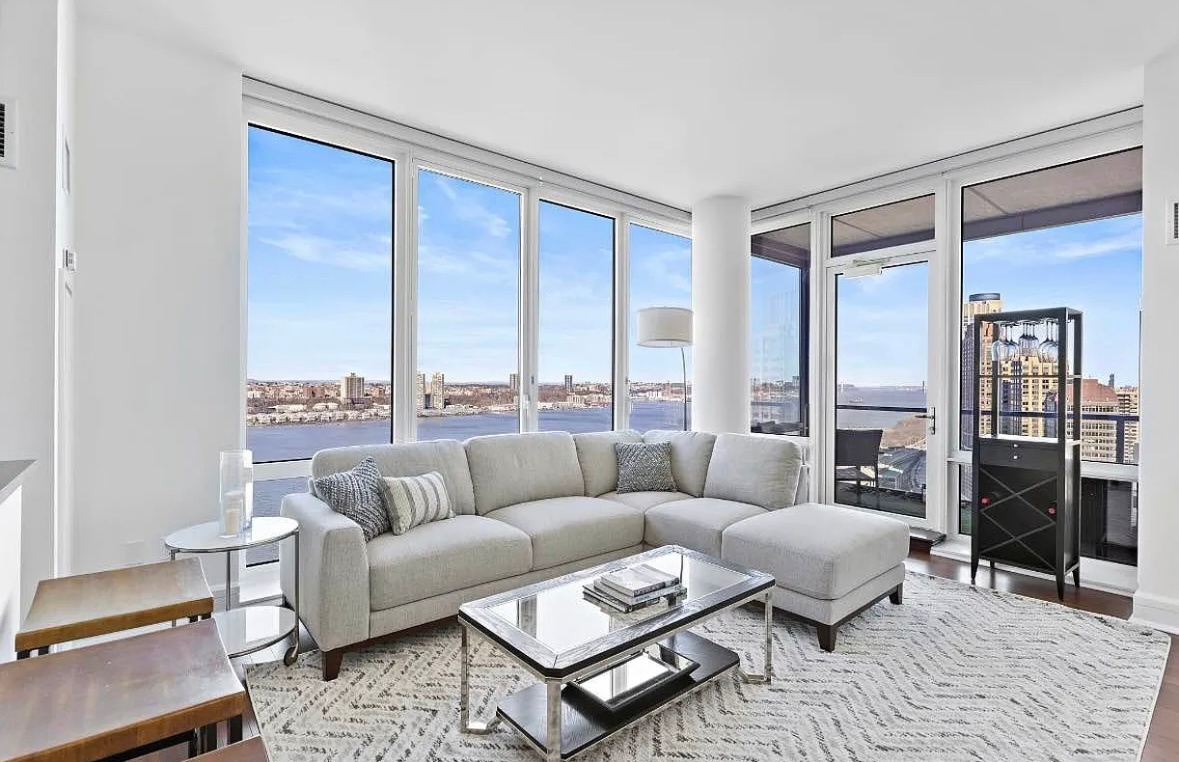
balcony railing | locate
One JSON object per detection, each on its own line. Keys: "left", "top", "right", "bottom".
{"left": 963, "top": 409, "right": 1140, "bottom": 466}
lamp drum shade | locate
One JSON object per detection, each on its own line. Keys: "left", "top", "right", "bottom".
{"left": 637, "top": 307, "right": 693, "bottom": 348}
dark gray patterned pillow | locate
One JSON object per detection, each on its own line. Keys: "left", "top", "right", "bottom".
{"left": 311, "top": 457, "right": 391, "bottom": 541}
{"left": 615, "top": 442, "right": 677, "bottom": 493}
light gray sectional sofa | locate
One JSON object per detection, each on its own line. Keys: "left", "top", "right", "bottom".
{"left": 280, "top": 429, "right": 909, "bottom": 680}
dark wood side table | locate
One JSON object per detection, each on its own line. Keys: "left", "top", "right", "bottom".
{"left": 0, "top": 619, "right": 247, "bottom": 762}
{"left": 194, "top": 737, "right": 271, "bottom": 762}
{"left": 15, "top": 557, "right": 214, "bottom": 658}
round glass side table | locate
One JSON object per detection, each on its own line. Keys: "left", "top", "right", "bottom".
{"left": 164, "top": 516, "right": 300, "bottom": 666}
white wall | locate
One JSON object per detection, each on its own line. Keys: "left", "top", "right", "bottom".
{"left": 691, "top": 195, "right": 751, "bottom": 433}
{"left": 73, "top": 19, "right": 242, "bottom": 582}
{"left": 0, "top": 485, "right": 22, "bottom": 662}
{"left": 1133, "top": 44, "right": 1179, "bottom": 633}
{"left": 0, "top": 0, "right": 63, "bottom": 613}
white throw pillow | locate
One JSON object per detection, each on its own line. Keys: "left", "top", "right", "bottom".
{"left": 382, "top": 471, "right": 455, "bottom": 535}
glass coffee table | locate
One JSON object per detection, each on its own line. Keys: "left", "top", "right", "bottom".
{"left": 457, "top": 545, "right": 775, "bottom": 761}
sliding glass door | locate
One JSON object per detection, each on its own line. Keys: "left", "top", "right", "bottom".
{"left": 830, "top": 258, "right": 934, "bottom": 519}
{"left": 822, "top": 195, "right": 941, "bottom": 523}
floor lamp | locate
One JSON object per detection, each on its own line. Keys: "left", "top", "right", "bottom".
{"left": 637, "top": 306, "right": 693, "bottom": 431}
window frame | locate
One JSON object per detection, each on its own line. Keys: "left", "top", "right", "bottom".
{"left": 241, "top": 85, "right": 690, "bottom": 490}
{"left": 751, "top": 109, "right": 1142, "bottom": 590}
{"left": 750, "top": 222, "right": 812, "bottom": 437}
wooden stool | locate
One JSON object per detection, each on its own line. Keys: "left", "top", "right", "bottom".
{"left": 194, "top": 737, "right": 271, "bottom": 761}
{"left": 0, "top": 619, "right": 247, "bottom": 761}
{"left": 16, "top": 557, "right": 214, "bottom": 658}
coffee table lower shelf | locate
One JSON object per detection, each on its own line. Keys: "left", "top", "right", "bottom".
{"left": 495, "top": 631, "right": 738, "bottom": 761}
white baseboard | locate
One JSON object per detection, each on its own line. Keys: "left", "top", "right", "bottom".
{"left": 1131, "top": 591, "right": 1179, "bottom": 635}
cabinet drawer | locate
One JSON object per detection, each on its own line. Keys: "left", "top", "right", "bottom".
{"left": 978, "top": 440, "right": 1058, "bottom": 470}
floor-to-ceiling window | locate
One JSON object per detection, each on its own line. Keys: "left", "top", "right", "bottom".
{"left": 628, "top": 223, "right": 692, "bottom": 431}
{"left": 245, "top": 125, "right": 394, "bottom": 564}
{"left": 538, "top": 202, "right": 615, "bottom": 433}
{"left": 416, "top": 168, "right": 522, "bottom": 440}
{"left": 244, "top": 93, "right": 689, "bottom": 571}
{"left": 958, "top": 148, "right": 1143, "bottom": 565}
{"left": 751, "top": 223, "right": 810, "bottom": 435}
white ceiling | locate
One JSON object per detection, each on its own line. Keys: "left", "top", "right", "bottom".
{"left": 81, "top": 1, "right": 1179, "bottom": 210}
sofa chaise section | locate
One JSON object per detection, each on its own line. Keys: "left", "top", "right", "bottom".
{"left": 722, "top": 502, "right": 909, "bottom": 651}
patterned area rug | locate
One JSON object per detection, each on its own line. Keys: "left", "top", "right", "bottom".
{"left": 246, "top": 572, "right": 1171, "bottom": 761}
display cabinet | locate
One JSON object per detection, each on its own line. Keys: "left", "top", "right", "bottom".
{"left": 970, "top": 307, "right": 1082, "bottom": 600}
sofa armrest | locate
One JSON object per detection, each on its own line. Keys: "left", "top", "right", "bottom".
{"left": 280, "top": 492, "right": 370, "bottom": 652}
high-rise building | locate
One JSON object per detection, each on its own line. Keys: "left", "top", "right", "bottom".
{"left": 1077, "top": 378, "right": 1119, "bottom": 463}
{"left": 509, "top": 373, "right": 519, "bottom": 394}
{"left": 1117, "top": 385, "right": 1141, "bottom": 463}
{"left": 564, "top": 374, "right": 574, "bottom": 395}
{"left": 339, "top": 372, "right": 365, "bottom": 403}
{"left": 430, "top": 372, "right": 446, "bottom": 410}
{"left": 415, "top": 373, "right": 426, "bottom": 413}
{"left": 962, "top": 293, "right": 1004, "bottom": 443}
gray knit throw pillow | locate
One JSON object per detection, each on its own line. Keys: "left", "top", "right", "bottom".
{"left": 615, "top": 441, "right": 677, "bottom": 493}
{"left": 311, "top": 457, "right": 391, "bottom": 541}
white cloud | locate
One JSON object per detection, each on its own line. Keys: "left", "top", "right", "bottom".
{"left": 261, "top": 234, "right": 392, "bottom": 272}
{"left": 431, "top": 173, "right": 512, "bottom": 239}
{"left": 966, "top": 220, "right": 1142, "bottom": 266}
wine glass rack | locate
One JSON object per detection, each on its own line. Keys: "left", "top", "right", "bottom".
{"left": 970, "top": 307, "right": 1082, "bottom": 600}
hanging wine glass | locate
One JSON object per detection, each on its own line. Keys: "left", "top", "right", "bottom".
{"left": 997, "top": 323, "right": 1018, "bottom": 362}
{"left": 1038, "top": 320, "right": 1059, "bottom": 363}
{"left": 1019, "top": 320, "right": 1040, "bottom": 357}
{"left": 990, "top": 322, "right": 1006, "bottom": 363}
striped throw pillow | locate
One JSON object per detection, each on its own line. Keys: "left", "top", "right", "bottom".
{"left": 382, "top": 471, "right": 455, "bottom": 535}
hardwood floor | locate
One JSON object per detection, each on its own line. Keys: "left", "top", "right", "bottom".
{"left": 138, "top": 550, "right": 1177, "bottom": 760}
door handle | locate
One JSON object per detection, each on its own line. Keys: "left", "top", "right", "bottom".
{"left": 915, "top": 407, "right": 936, "bottom": 435}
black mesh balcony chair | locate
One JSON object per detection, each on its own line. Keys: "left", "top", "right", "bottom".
{"left": 834, "top": 428, "right": 883, "bottom": 508}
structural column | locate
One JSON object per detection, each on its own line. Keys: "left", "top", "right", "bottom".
{"left": 1134, "top": 45, "right": 1179, "bottom": 634}
{"left": 691, "top": 195, "right": 751, "bottom": 433}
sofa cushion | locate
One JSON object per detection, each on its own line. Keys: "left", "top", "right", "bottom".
{"left": 599, "top": 490, "right": 694, "bottom": 513}
{"left": 312, "top": 440, "right": 477, "bottom": 515}
{"left": 642, "top": 430, "right": 717, "bottom": 497}
{"left": 466, "top": 432, "right": 585, "bottom": 515}
{"left": 644, "top": 498, "right": 765, "bottom": 557}
{"left": 367, "top": 515, "right": 532, "bottom": 611}
{"left": 485, "top": 497, "right": 644, "bottom": 571}
{"left": 616, "top": 442, "right": 677, "bottom": 493}
{"left": 704, "top": 433, "right": 804, "bottom": 511}
{"left": 721, "top": 503, "right": 909, "bottom": 600}
{"left": 572, "top": 430, "right": 643, "bottom": 497}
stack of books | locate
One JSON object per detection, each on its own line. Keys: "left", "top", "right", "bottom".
{"left": 583, "top": 563, "right": 684, "bottom": 613}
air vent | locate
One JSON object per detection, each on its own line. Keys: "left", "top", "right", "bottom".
{"left": 1168, "top": 199, "right": 1179, "bottom": 246}
{"left": 0, "top": 98, "right": 14, "bottom": 169}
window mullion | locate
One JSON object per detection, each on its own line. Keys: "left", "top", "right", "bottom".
{"left": 615, "top": 214, "right": 631, "bottom": 430}
{"left": 521, "top": 187, "right": 540, "bottom": 432}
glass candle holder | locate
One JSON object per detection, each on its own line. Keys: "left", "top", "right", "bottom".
{"left": 219, "top": 449, "right": 254, "bottom": 537}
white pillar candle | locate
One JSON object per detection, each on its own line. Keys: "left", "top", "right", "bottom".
{"left": 223, "top": 490, "right": 245, "bottom": 536}
{"left": 224, "top": 507, "right": 241, "bottom": 536}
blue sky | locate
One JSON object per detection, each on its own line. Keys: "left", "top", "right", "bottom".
{"left": 249, "top": 126, "right": 1141, "bottom": 390}
{"left": 834, "top": 214, "right": 1142, "bottom": 387}
{"left": 248, "top": 126, "right": 691, "bottom": 384}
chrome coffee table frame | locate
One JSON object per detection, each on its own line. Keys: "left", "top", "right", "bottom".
{"left": 457, "top": 546, "right": 774, "bottom": 762}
